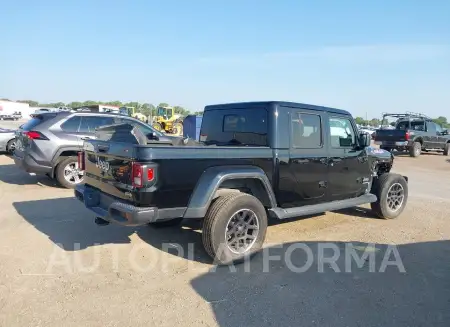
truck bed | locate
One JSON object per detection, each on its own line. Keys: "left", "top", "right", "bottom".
{"left": 81, "top": 138, "right": 273, "bottom": 208}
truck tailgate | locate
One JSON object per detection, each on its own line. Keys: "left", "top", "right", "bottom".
{"left": 82, "top": 140, "right": 137, "bottom": 201}
{"left": 374, "top": 129, "right": 408, "bottom": 142}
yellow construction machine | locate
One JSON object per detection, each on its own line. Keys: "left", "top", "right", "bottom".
{"left": 119, "top": 106, "right": 147, "bottom": 122}
{"left": 151, "top": 106, "right": 183, "bottom": 135}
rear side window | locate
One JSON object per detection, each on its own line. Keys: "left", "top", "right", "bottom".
{"left": 291, "top": 112, "right": 322, "bottom": 148}
{"left": 61, "top": 116, "right": 81, "bottom": 132}
{"left": 200, "top": 108, "right": 268, "bottom": 146}
{"left": 397, "top": 120, "right": 425, "bottom": 131}
{"left": 79, "top": 116, "right": 114, "bottom": 133}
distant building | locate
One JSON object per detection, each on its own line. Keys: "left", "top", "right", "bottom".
{"left": 0, "top": 100, "right": 32, "bottom": 118}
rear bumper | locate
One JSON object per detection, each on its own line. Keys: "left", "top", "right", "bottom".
{"left": 75, "top": 184, "right": 186, "bottom": 226}
{"left": 374, "top": 141, "right": 410, "bottom": 147}
{"left": 13, "top": 151, "right": 52, "bottom": 174}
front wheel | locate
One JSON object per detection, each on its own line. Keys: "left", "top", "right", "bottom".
{"left": 55, "top": 156, "right": 84, "bottom": 189}
{"left": 370, "top": 173, "right": 408, "bottom": 219}
{"left": 202, "top": 192, "right": 268, "bottom": 265}
{"left": 152, "top": 122, "right": 163, "bottom": 132}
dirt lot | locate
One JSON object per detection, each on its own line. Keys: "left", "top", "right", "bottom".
{"left": 1, "top": 148, "right": 450, "bottom": 326}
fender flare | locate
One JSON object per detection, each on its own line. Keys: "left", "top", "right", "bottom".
{"left": 50, "top": 146, "right": 81, "bottom": 177}
{"left": 183, "top": 165, "right": 277, "bottom": 218}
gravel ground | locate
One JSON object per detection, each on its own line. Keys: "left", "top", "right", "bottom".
{"left": 0, "top": 135, "right": 449, "bottom": 326}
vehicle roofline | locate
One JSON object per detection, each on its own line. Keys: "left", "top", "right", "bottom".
{"left": 203, "top": 101, "right": 351, "bottom": 116}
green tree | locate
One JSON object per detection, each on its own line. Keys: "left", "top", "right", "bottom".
{"left": 18, "top": 100, "right": 39, "bottom": 106}
{"left": 354, "top": 117, "right": 365, "bottom": 125}
{"left": 157, "top": 102, "right": 169, "bottom": 108}
{"left": 369, "top": 118, "right": 381, "bottom": 127}
{"left": 193, "top": 111, "right": 204, "bottom": 116}
{"left": 433, "top": 116, "right": 448, "bottom": 128}
{"left": 67, "top": 101, "right": 83, "bottom": 108}
{"left": 139, "top": 103, "right": 155, "bottom": 116}
{"left": 106, "top": 101, "right": 123, "bottom": 107}
{"left": 173, "top": 106, "right": 190, "bottom": 116}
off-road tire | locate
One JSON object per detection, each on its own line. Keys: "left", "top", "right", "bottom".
{"left": 149, "top": 217, "right": 184, "bottom": 228}
{"left": 202, "top": 192, "right": 268, "bottom": 265}
{"left": 370, "top": 173, "right": 408, "bottom": 219}
{"left": 409, "top": 142, "right": 421, "bottom": 157}
{"left": 56, "top": 156, "right": 83, "bottom": 189}
{"left": 152, "top": 122, "right": 163, "bottom": 132}
{"left": 443, "top": 142, "right": 450, "bottom": 156}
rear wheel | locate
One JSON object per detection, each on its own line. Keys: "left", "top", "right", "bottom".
{"left": 172, "top": 122, "right": 183, "bottom": 136}
{"left": 409, "top": 142, "right": 421, "bottom": 157}
{"left": 444, "top": 143, "right": 449, "bottom": 156}
{"left": 202, "top": 192, "right": 268, "bottom": 265}
{"left": 56, "top": 156, "right": 84, "bottom": 189}
{"left": 6, "top": 139, "right": 16, "bottom": 154}
{"left": 371, "top": 173, "right": 408, "bottom": 219}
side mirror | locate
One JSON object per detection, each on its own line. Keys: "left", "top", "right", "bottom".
{"left": 359, "top": 132, "right": 371, "bottom": 147}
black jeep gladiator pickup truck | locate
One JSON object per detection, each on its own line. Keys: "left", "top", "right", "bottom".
{"left": 373, "top": 112, "right": 450, "bottom": 157}
{"left": 75, "top": 101, "right": 409, "bottom": 264}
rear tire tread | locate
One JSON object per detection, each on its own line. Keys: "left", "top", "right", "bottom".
{"left": 202, "top": 192, "right": 243, "bottom": 259}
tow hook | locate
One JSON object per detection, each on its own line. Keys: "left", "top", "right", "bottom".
{"left": 95, "top": 217, "right": 110, "bottom": 226}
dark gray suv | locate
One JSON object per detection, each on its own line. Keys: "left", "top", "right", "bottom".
{"left": 13, "top": 111, "right": 171, "bottom": 188}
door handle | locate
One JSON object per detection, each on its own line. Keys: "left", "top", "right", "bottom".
{"left": 81, "top": 136, "right": 91, "bottom": 140}
{"left": 97, "top": 144, "right": 110, "bottom": 153}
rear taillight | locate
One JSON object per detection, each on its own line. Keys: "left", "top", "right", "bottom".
{"left": 24, "top": 131, "right": 48, "bottom": 140}
{"left": 77, "top": 151, "right": 85, "bottom": 170}
{"left": 131, "top": 162, "right": 155, "bottom": 188}
{"left": 405, "top": 131, "right": 410, "bottom": 140}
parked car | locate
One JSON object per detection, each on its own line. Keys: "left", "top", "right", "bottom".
{"left": 0, "top": 128, "right": 17, "bottom": 154}
{"left": 13, "top": 111, "right": 173, "bottom": 188}
{"left": 373, "top": 112, "right": 450, "bottom": 157}
{"left": 0, "top": 111, "right": 22, "bottom": 121}
{"left": 75, "top": 101, "right": 409, "bottom": 265}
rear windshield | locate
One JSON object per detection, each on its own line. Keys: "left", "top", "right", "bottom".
{"left": 200, "top": 108, "right": 268, "bottom": 146}
{"left": 21, "top": 117, "right": 44, "bottom": 130}
{"left": 21, "top": 114, "right": 56, "bottom": 130}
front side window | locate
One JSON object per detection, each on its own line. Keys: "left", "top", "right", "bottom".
{"left": 329, "top": 117, "right": 356, "bottom": 147}
{"left": 291, "top": 112, "right": 322, "bottom": 148}
{"left": 434, "top": 123, "right": 443, "bottom": 133}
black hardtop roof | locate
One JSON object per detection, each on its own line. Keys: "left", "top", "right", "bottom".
{"left": 204, "top": 101, "right": 351, "bottom": 116}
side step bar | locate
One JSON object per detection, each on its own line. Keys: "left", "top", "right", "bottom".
{"left": 269, "top": 194, "right": 377, "bottom": 220}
